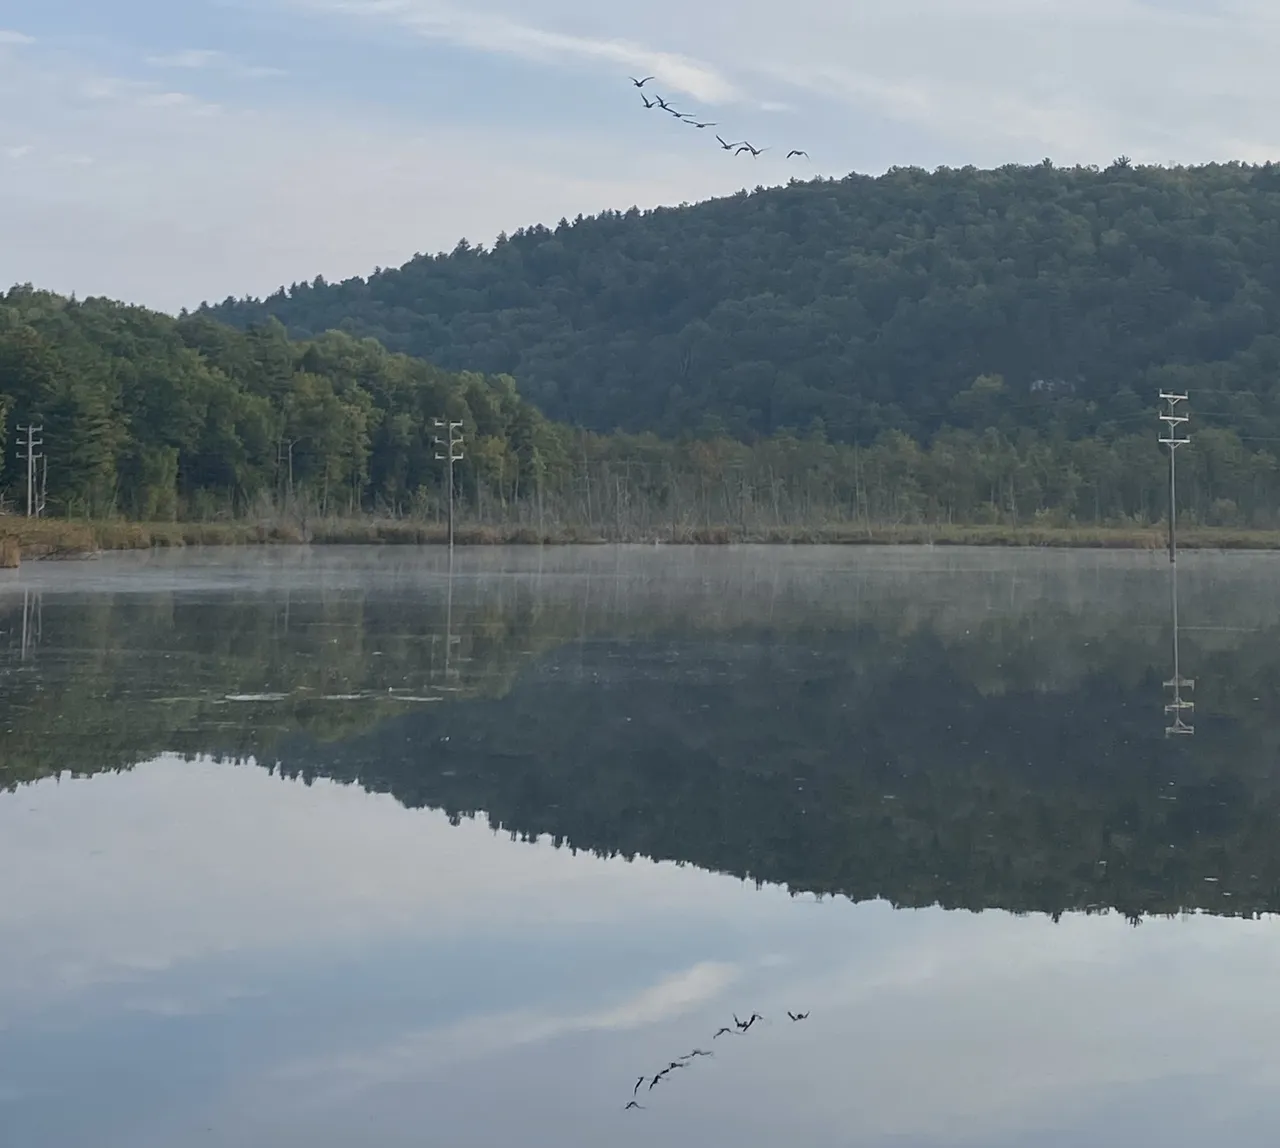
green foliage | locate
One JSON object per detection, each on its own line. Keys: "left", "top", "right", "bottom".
{"left": 8, "top": 270, "right": 1280, "bottom": 529}
{"left": 0, "top": 287, "right": 566, "bottom": 519}
{"left": 207, "top": 162, "right": 1280, "bottom": 444}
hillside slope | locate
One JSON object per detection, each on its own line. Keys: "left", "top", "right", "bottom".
{"left": 206, "top": 162, "right": 1280, "bottom": 442}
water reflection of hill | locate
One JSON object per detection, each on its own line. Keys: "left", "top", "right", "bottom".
{"left": 270, "top": 623, "right": 1280, "bottom": 924}
{"left": 4, "top": 550, "right": 1280, "bottom": 921}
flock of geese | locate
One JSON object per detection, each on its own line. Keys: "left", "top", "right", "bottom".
{"left": 629, "top": 76, "right": 809, "bottom": 161}
{"left": 623, "top": 1008, "right": 810, "bottom": 1112}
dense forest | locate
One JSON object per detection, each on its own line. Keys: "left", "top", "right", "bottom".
{"left": 5, "top": 554, "right": 1280, "bottom": 920}
{"left": 5, "top": 284, "right": 1280, "bottom": 529}
{"left": 208, "top": 162, "right": 1280, "bottom": 447}
{"left": 0, "top": 286, "right": 566, "bottom": 521}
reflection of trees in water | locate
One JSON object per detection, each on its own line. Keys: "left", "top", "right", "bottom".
{"left": 3, "top": 555, "right": 1280, "bottom": 921}
{"left": 0, "top": 584, "right": 577, "bottom": 785}
{"left": 270, "top": 625, "right": 1280, "bottom": 923}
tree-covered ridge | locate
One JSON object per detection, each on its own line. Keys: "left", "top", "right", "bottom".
{"left": 6, "top": 285, "right": 1280, "bottom": 529}
{"left": 0, "top": 287, "right": 568, "bottom": 518}
{"left": 207, "top": 162, "right": 1280, "bottom": 444}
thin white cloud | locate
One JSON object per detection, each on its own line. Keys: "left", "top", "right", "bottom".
{"left": 7, "top": 0, "right": 1280, "bottom": 310}
{"left": 73, "top": 72, "right": 220, "bottom": 119}
{"left": 146, "top": 48, "right": 287, "bottom": 79}
{"left": 0, "top": 45, "right": 755, "bottom": 309}
{"left": 142, "top": 91, "right": 198, "bottom": 108}
{"left": 281, "top": 0, "right": 1280, "bottom": 165}
{"left": 4, "top": 145, "right": 33, "bottom": 160}
{"left": 147, "top": 48, "right": 225, "bottom": 69}
{"left": 79, "top": 75, "right": 149, "bottom": 102}
{"left": 723, "top": 0, "right": 1280, "bottom": 163}
{"left": 0, "top": 29, "right": 34, "bottom": 45}
{"left": 273, "top": 960, "right": 738, "bottom": 1093}
{"left": 298, "top": 0, "right": 744, "bottom": 103}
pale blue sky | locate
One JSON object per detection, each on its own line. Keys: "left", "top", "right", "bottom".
{"left": 1, "top": 0, "right": 1277, "bottom": 311}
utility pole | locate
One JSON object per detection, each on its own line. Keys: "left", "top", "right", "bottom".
{"left": 433, "top": 418, "right": 464, "bottom": 551}
{"left": 1158, "top": 392, "right": 1190, "bottom": 564}
{"left": 16, "top": 425, "right": 43, "bottom": 518}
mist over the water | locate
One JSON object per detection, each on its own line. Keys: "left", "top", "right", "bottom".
{"left": 3, "top": 547, "right": 1280, "bottom": 1147}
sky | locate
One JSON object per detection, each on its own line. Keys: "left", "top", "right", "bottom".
{"left": 1, "top": 0, "right": 1279, "bottom": 311}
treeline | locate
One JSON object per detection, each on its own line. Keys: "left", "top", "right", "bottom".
{"left": 207, "top": 161, "right": 1280, "bottom": 444}
{"left": 0, "top": 286, "right": 565, "bottom": 520}
{"left": 570, "top": 419, "right": 1280, "bottom": 532}
{"left": 3, "top": 286, "right": 1280, "bottom": 529}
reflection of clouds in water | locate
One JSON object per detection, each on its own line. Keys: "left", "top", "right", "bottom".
{"left": 691, "top": 910, "right": 1280, "bottom": 1144}
{"left": 8, "top": 755, "right": 1280, "bottom": 1146}
{"left": 242, "top": 909, "right": 1280, "bottom": 1148}
{"left": 116, "top": 983, "right": 266, "bottom": 1019}
{"left": 0, "top": 758, "right": 765, "bottom": 1019}
{"left": 273, "top": 960, "right": 739, "bottom": 1097}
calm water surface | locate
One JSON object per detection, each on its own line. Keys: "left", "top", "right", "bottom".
{"left": 3, "top": 545, "right": 1280, "bottom": 1147}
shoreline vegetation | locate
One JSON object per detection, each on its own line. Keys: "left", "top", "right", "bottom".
{"left": 5, "top": 516, "right": 1280, "bottom": 563}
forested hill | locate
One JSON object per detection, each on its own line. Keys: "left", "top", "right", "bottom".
{"left": 0, "top": 288, "right": 563, "bottom": 519}
{"left": 206, "top": 162, "right": 1280, "bottom": 442}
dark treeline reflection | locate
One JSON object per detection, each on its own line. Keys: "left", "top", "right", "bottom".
{"left": 4, "top": 550, "right": 1280, "bottom": 922}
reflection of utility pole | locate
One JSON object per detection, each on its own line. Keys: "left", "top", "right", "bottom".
{"left": 1164, "top": 561, "right": 1194, "bottom": 737}
{"left": 1158, "top": 392, "right": 1190, "bottom": 564}
{"left": 433, "top": 419, "right": 465, "bottom": 551}
{"left": 20, "top": 589, "right": 42, "bottom": 660}
{"left": 431, "top": 551, "right": 461, "bottom": 684}
{"left": 444, "top": 549, "right": 460, "bottom": 681}
{"left": 17, "top": 425, "right": 43, "bottom": 517}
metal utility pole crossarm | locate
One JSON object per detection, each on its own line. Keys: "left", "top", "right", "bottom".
{"left": 1158, "top": 392, "right": 1190, "bottom": 564}
{"left": 433, "top": 418, "right": 465, "bottom": 550}
{"left": 16, "top": 424, "right": 44, "bottom": 518}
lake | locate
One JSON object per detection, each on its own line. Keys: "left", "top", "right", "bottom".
{"left": 3, "top": 545, "right": 1280, "bottom": 1147}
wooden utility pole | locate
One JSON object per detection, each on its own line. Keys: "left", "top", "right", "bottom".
{"left": 16, "top": 425, "right": 43, "bottom": 517}
{"left": 1158, "top": 392, "right": 1189, "bottom": 564}
{"left": 433, "top": 418, "right": 464, "bottom": 550}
